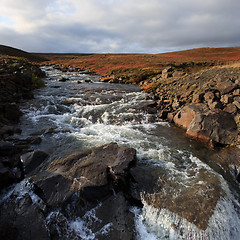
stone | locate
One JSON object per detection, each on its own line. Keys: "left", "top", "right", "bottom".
{"left": 233, "top": 88, "right": 240, "bottom": 96}
{"left": 172, "top": 71, "right": 185, "bottom": 78}
{"left": 33, "top": 174, "right": 74, "bottom": 207}
{"left": 224, "top": 104, "right": 238, "bottom": 114}
{"left": 58, "top": 77, "right": 68, "bottom": 82}
{"left": 233, "top": 100, "right": 240, "bottom": 110}
{"left": 21, "top": 150, "right": 49, "bottom": 176}
{"left": 208, "top": 101, "right": 223, "bottom": 110}
{"left": 174, "top": 104, "right": 238, "bottom": 145}
{"left": 0, "top": 125, "right": 14, "bottom": 138}
{"left": 0, "top": 162, "right": 12, "bottom": 189}
{"left": 174, "top": 104, "right": 209, "bottom": 130}
{"left": 31, "top": 143, "right": 137, "bottom": 206}
{"left": 192, "top": 93, "right": 204, "bottom": 103}
{"left": 93, "top": 193, "right": 135, "bottom": 240}
{"left": 158, "top": 110, "right": 169, "bottom": 119}
{"left": 2, "top": 103, "right": 22, "bottom": 122}
{"left": 0, "top": 192, "right": 49, "bottom": 240}
{"left": 162, "top": 72, "right": 172, "bottom": 78}
{"left": 216, "top": 78, "right": 237, "bottom": 94}
{"left": 221, "top": 94, "right": 233, "bottom": 104}
{"left": 204, "top": 91, "right": 215, "bottom": 103}
{"left": 0, "top": 141, "right": 14, "bottom": 156}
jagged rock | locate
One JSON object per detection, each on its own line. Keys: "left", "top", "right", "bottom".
{"left": 192, "top": 93, "right": 204, "bottom": 103}
{"left": 216, "top": 78, "right": 237, "bottom": 94}
{"left": 0, "top": 162, "right": 12, "bottom": 189}
{"left": 172, "top": 71, "right": 185, "bottom": 78}
{"left": 233, "top": 88, "right": 240, "bottom": 96}
{"left": 0, "top": 141, "right": 14, "bottom": 156}
{"left": 58, "top": 77, "right": 68, "bottom": 82}
{"left": 233, "top": 99, "right": 240, "bottom": 110}
{"left": 31, "top": 143, "right": 136, "bottom": 206}
{"left": 221, "top": 94, "right": 233, "bottom": 104}
{"left": 1, "top": 103, "right": 22, "bottom": 122}
{"left": 0, "top": 125, "right": 14, "bottom": 138}
{"left": 93, "top": 193, "right": 135, "bottom": 240}
{"left": 224, "top": 103, "right": 238, "bottom": 114}
{"left": 208, "top": 100, "right": 223, "bottom": 110}
{"left": 0, "top": 192, "right": 49, "bottom": 240}
{"left": 174, "top": 104, "right": 238, "bottom": 145}
{"left": 33, "top": 174, "right": 74, "bottom": 207}
{"left": 204, "top": 91, "right": 215, "bottom": 104}
{"left": 21, "top": 150, "right": 49, "bottom": 176}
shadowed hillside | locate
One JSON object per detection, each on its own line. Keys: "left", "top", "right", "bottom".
{"left": 0, "top": 45, "right": 47, "bottom": 62}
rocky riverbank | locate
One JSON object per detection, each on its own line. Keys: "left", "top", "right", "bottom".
{"left": 0, "top": 56, "right": 46, "bottom": 189}
{"left": 141, "top": 65, "right": 240, "bottom": 147}
{"left": 51, "top": 63, "right": 240, "bottom": 147}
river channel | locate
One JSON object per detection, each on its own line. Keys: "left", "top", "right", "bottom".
{"left": 10, "top": 66, "right": 240, "bottom": 239}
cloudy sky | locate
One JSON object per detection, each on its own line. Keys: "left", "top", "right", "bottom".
{"left": 0, "top": 0, "right": 240, "bottom": 53}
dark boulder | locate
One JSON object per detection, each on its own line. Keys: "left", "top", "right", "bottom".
{"left": 216, "top": 78, "right": 238, "bottom": 94}
{"left": 0, "top": 192, "right": 49, "bottom": 240}
{"left": 33, "top": 173, "right": 74, "bottom": 207}
{"left": 93, "top": 193, "right": 135, "bottom": 240}
{"left": 0, "top": 141, "right": 14, "bottom": 156}
{"left": 27, "top": 143, "right": 136, "bottom": 208}
{"left": 21, "top": 150, "right": 49, "bottom": 176}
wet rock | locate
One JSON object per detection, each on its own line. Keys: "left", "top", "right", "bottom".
{"left": 0, "top": 192, "right": 49, "bottom": 240}
{"left": 28, "top": 143, "right": 136, "bottom": 209}
{"left": 1, "top": 103, "right": 22, "bottom": 122}
{"left": 0, "top": 162, "right": 13, "bottom": 189}
{"left": 142, "top": 171, "right": 222, "bottom": 231}
{"left": 130, "top": 166, "right": 157, "bottom": 201}
{"left": 0, "top": 141, "right": 14, "bottom": 156}
{"left": 58, "top": 77, "right": 68, "bottom": 82}
{"left": 0, "top": 125, "right": 14, "bottom": 138}
{"left": 21, "top": 150, "right": 49, "bottom": 176}
{"left": 93, "top": 193, "right": 135, "bottom": 240}
{"left": 33, "top": 173, "right": 74, "bottom": 207}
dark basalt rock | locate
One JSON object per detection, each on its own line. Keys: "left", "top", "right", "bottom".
{"left": 32, "top": 142, "right": 137, "bottom": 205}
{"left": 0, "top": 143, "right": 138, "bottom": 240}
{"left": 21, "top": 150, "right": 49, "bottom": 176}
{"left": 0, "top": 192, "right": 49, "bottom": 240}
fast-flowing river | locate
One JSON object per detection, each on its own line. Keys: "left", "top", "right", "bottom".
{"left": 10, "top": 66, "right": 240, "bottom": 239}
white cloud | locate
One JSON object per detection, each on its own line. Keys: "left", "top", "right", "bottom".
{"left": 0, "top": 0, "right": 240, "bottom": 53}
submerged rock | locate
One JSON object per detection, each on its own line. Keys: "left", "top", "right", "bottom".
{"left": 0, "top": 143, "right": 137, "bottom": 240}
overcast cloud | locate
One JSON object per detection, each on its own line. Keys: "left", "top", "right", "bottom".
{"left": 0, "top": 0, "right": 240, "bottom": 53}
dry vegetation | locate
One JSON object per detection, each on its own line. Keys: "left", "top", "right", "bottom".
{"left": 38, "top": 47, "right": 240, "bottom": 85}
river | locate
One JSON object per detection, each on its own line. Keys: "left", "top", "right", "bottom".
{"left": 7, "top": 66, "right": 240, "bottom": 239}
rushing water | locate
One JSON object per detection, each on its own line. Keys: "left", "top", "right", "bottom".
{"left": 11, "top": 66, "right": 240, "bottom": 239}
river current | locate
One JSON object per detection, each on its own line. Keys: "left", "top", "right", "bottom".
{"left": 12, "top": 66, "right": 240, "bottom": 239}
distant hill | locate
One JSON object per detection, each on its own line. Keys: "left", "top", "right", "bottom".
{"left": 158, "top": 47, "right": 240, "bottom": 61}
{"left": 0, "top": 45, "right": 47, "bottom": 62}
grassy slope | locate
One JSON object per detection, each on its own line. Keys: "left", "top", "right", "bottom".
{"left": 0, "top": 45, "right": 47, "bottom": 62}
{"left": 38, "top": 47, "right": 240, "bottom": 84}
